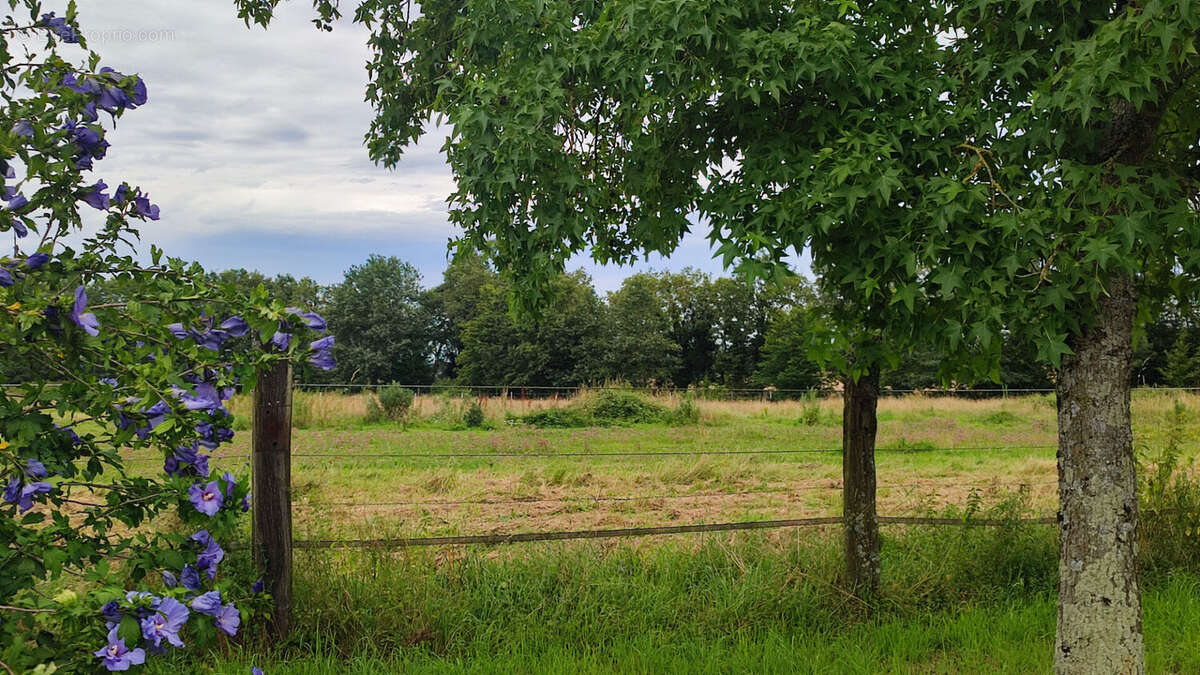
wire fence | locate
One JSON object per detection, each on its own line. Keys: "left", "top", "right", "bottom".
{"left": 292, "top": 382, "right": 1063, "bottom": 400}
{"left": 288, "top": 382, "right": 1200, "bottom": 400}
{"left": 282, "top": 513, "right": 1059, "bottom": 551}
{"left": 116, "top": 443, "right": 1059, "bottom": 464}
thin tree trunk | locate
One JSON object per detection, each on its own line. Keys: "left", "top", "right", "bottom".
{"left": 1054, "top": 275, "right": 1143, "bottom": 674}
{"left": 843, "top": 367, "right": 880, "bottom": 596}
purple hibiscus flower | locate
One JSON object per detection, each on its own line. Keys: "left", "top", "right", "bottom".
{"left": 24, "top": 252, "right": 49, "bottom": 269}
{"left": 220, "top": 472, "right": 236, "bottom": 499}
{"left": 143, "top": 400, "right": 170, "bottom": 430}
{"left": 220, "top": 316, "right": 249, "bottom": 336}
{"left": 100, "top": 600, "right": 122, "bottom": 624}
{"left": 215, "top": 603, "right": 241, "bottom": 636}
{"left": 3, "top": 459, "right": 54, "bottom": 513}
{"left": 270, "top": 331, "right": 291, "bottom": 350}
{"left": 193, "top": 453, "right": 211, "bottom": 478}
{"left": 140, "top": 597, "right": 189, "bottom": 649}
{"left": 68, "top": 286, "right": 100, "bottom": 336}
{"left": 188, "top": 481, "right": 223, "bottom": 516}
{"left": 82, "top": 180, "right": 110, "bottom": 210}
{"left": 39, "top": 12, "right": 79, "bottom": 43}
{"left": 189, "top": 590, "right": 221, "bottom": 616}
{"left": 178, "top": 382, "right": 224, "bottom": 412}
{"left": 180, "top": 564, "right": 201, "bottom": 592}
{"left": 93, "top": 626, "right": 145, "bottom": 671}
{"left": 24, "top": 459, "right": 47, "bottom": 478}
{"left": 133, "top": 194, "right": 159, "bottom": 220}
{"left": 191, "top": 530, "right": 225, "bottom": 579}
{"left": 11, "top": 120, "right": 33, "bottom": 138}
{"left": 287, "top": 307, "right": 327, "bottom": 332}
{"left": 309, "top": 335, "right": 336, "bottom": 371}
{"left": 15, "top": 482, "right": 52, "bottom": 512}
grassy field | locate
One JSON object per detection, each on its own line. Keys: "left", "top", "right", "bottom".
{"left": 129, "top": 390, "right": 1200, "bottom": 673}
{"left": 125, "top": 389, "right": 1197, "bottom": 540}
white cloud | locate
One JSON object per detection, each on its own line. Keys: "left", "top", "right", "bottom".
{"left": 75, "top": 1, "right": 454, "bottom": 240}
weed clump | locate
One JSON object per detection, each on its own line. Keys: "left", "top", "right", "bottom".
{"left": 975, "top": 410, "right": 1022, "bottom": 426}
{"left": 799, "top": 391, "right": 821, "bottom": 426}
{"left": 520, "top": 389, "right": 704, "bottom": 427}
{"left": 665, "top": 395, "right": 700, "bottom": 425}
{"left": 1140, "top": 400, "right": 1200, "bottom": 575}
{"left": 463, "top": 401, "right": 486, "bottom": 428}
{"left": 520, "top": 389, "right": 671, "bottom": 427}
{"left": 366, "top": 384, "right": 415, "bottom": 423}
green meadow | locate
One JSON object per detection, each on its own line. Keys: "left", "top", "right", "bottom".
{"left": 134, "top": 390, "right": 1200, "bottom": 673}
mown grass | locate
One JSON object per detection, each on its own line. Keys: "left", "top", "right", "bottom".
{"left": 123, "top": 390, "right": 1200, "bottom": 541}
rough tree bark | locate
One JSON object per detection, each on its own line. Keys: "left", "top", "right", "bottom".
{"left": 1054, "top": 276, "right": 1143, "bottom": 675}
{"left": 843, "top": 367, "right": 880, "bottom": 596}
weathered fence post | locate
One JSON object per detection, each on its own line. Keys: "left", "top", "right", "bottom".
{"left": 252, "top": 359, "right": 293, "bottom": 637}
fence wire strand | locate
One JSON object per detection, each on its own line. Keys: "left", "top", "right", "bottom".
{"left": 285, "top": 514, "right": 1058, "bottom": 551}
{"left": 284, "top": 445, "right": 1057, "bottom": 460}
{"left": 116, "top": 444, "right": 1058, "bottom": 464}
{"left": 293, "top": 481, "right": 1058, "bottom": 510}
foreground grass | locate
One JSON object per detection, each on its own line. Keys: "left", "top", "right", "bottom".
{"left": 154, "top": 587, "right": 1200, "bottom": 674}
{"left": 125, "top": 392, "right": 1200, "bottom": 672}
{"left": 149, "top": 525, "right": 1200, "bottom": 673}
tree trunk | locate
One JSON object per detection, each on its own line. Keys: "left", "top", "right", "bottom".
{"left": 1054, "top": 275, "right": 1143, "bottom": 674}
{"left": 843, "top": 367, "right": 880, "bottom": 596}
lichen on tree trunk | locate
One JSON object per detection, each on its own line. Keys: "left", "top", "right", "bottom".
{"left": 843, "top": 367, "right": 880, "bottom": 597}
{"left": 1054, "top": 275, "right": 1144, "bottom": 674}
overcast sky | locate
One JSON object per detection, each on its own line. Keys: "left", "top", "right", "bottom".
{"left": 69, "top": 1, "right": 746, "bottom": 291}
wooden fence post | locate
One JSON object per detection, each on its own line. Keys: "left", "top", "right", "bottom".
{"left": 252, "top": 359, "right": 293, "bottom": 637}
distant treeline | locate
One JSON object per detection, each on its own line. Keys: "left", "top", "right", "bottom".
{"left": 24, "top": 253, "right": 1200, "bottom": 390}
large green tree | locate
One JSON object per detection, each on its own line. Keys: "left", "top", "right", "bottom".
{"left": 241, "top": 0, "right": 994, "bottom": 599}
{"left": 324, "top": 255, "right": 434, "bottom": 384}
{"left": 207, "top": 268, "right": 327, "bottom": 310}
{"left": 605, "top": 273, "right": 680, "bottom": 386}
{"left": 457, "top": 271, "right": 611, "bottom": 387}
{"left": 945, "top": 3, "right": 1200, "bottom": 670}
{"left": 239, "top": 0, "right": 1200, "bottom": 668}
{"left": 425, "top": 252, "right": 497, "bottom": 379}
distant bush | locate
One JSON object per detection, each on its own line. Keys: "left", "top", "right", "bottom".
{"left": 463, "top": 401, "right": 486, "bottom": 428}
{"left": 521, "top": 407, "right": 594, "bottom": 428}
{"left": 665, "top": 395, "right": 700, "bottom": 426}
{"left": 519, "top": 389, "right": 668, "bottom": 428}
{"left": 587, "top": 389, "right": 665, "bottom": 424}
{"left": 366, "top": 384, "right": 415, "bottom": 424}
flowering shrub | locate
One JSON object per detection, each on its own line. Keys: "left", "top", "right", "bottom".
{"left": 0, "top": 4, "right": 330, "bottom": 672}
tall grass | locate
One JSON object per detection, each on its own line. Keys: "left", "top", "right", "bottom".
{"left": 148, "top": 505, "right": 1200, "bottom": 673}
